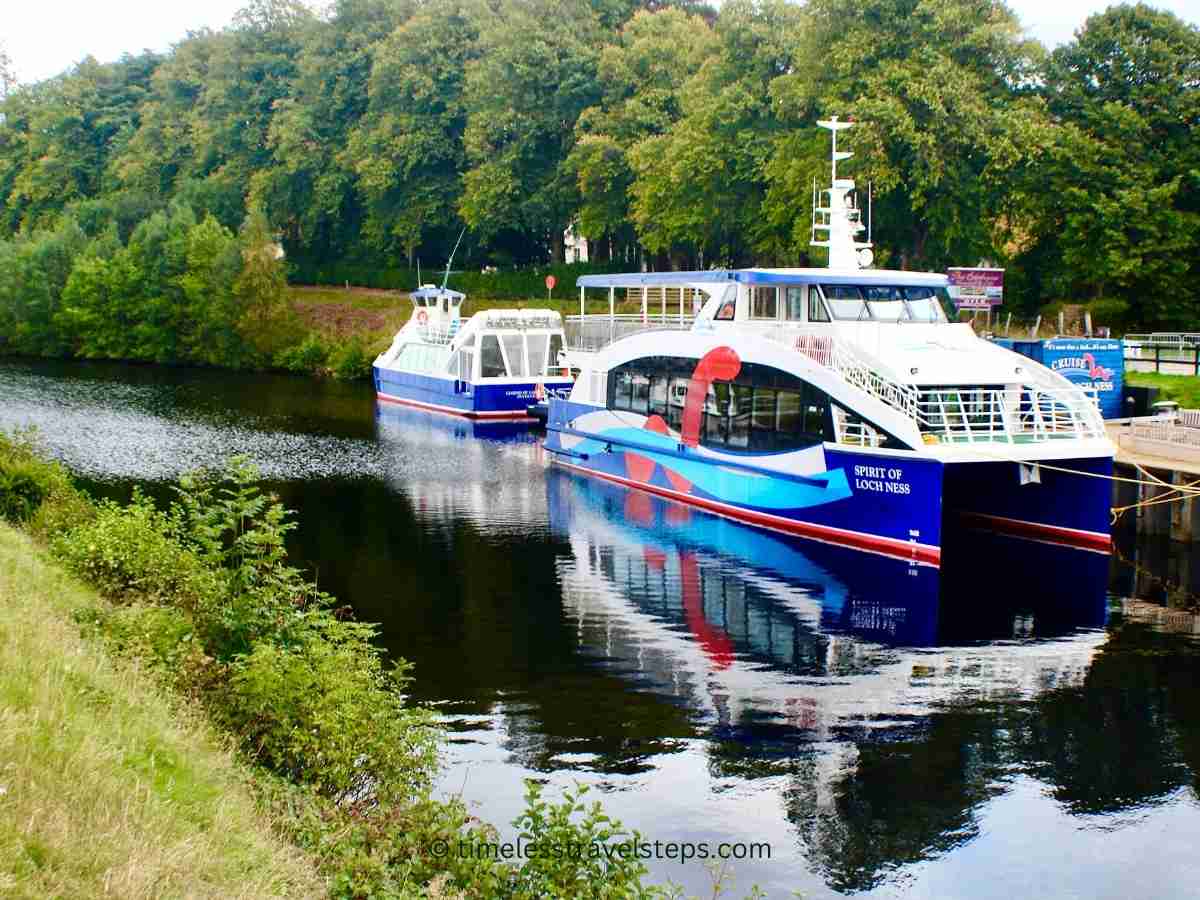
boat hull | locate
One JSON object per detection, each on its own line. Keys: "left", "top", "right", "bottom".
{"left": 943, "top": 456, "right": 1113, "bottom": 552}
{"left": 374, "top": 366, "right": 573, "bottom": 420}
{"left": 545, "top": 401, "right": 944, "bottom": 565}
{"left": 545, "top": 400, "right": 1113, "bottom": 566}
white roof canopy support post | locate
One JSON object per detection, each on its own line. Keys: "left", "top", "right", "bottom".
{"left": 641, "top": 285, "right": 648, "bottom": 325}
{"left": 661, "top": 288, "right": 666, "bottom": 322}
{"left": 609, "top": 286, "right": 615, "bottom": 345}
{"left": 579, "top": 285, "right": 585, "bottom": 318}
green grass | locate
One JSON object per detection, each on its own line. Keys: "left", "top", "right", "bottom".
{"left": 0, "top": 522, "right": 324, "bottom": 899}
{"left": 1125, "top": 372, "right": 1200, "bottom": 409}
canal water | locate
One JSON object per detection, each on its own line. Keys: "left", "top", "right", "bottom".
{"left": 2, "top": 358, "right": 1199, "bottom": 898}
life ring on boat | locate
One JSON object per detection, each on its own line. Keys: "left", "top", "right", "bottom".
{"left": 416, "top": 309, "right": 428, "bottom": 325}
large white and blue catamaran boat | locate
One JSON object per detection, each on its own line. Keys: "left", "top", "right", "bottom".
{"left": 544, "top": 118, "right": 1115, "bottom": 567}
{"left": 373, "top": 284, "right": 574, "bottom": 419}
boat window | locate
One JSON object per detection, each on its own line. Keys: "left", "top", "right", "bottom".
{"left": 785, "top": 287, "right": 807, "bottom": 321}
{"left": 527, "top": 333, "right": 549, "bottom": 377}
{"left": 777, "top": 390, "right": 802, "bottom": 432}
{"left": 649, "top": 374, "right": 668, "bottom": 418}
{"left": 501, "top": 334, "right": 526, "bottom": 377}
{"left": 448, "top": 348, "right": 474, "bottom": 379}
{"left": 605, "top": 356, "right": 901, "bottom": 450}
{"left": 480, "top": 334, "right": 507, "bottom": 378}
{"left": 547, "top": 333, "right": 563, "bottom": 373}
{"left": 728, "top": 385, "right": 752, "bottom": 448}
{"left": 751, "top": 286, "right": 778, "bottom": 319}
{"left": 809, "top": 290, "right": 831, "bottom": 322}
{"left": 803, "top": 389, "right": 829, "bottom": 436}
{"left": 863, "top": 285, "right": 906, "bottom": 321}
{"left": 615, "top": 370, "right": 633, "bottom": 409}
{"left": 751, "top": 388, "right": 777, "bottom": 431}
{"left": 668, "top": 376, "right": 688, "bottom": 430}
{"left": 903, "top": 286, "right": 948, "bottom": 322}
{"left": 705, "top": 383, "right": 731, "bottom": 444}
{"left": 631, "top": 373, "right": 650, "bottom": 414}
{"left": 820, "top": 284, "right": 869, "bottom": 320}
{"left": 714, "top": 297, "right": 736, "bottom": 321}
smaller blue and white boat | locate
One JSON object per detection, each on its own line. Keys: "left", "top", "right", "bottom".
{"left": 373, "top": 284, "right": 575, "bottom": 419}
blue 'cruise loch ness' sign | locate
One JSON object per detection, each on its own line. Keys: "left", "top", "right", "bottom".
{"left": 1039, "top": 338, "right": 1124, "bottom": 419}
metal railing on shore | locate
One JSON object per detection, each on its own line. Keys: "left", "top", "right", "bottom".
{"left": 1124, "top": 334, "right": 1200, "bottom": 375}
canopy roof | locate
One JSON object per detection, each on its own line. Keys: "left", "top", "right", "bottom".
{"left": 411, "top": 286, "right": 466, "bottom": 301}
{"left": 576, "top": 268, "right": 948, "bottom": 289}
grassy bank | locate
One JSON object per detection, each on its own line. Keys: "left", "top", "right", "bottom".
{"left": 0, "top": 432, "right": 736, "bottom": 899}
{"left": 0, "top": 522, "right": 323, "bottom": 898}
{"left": 1125, "top": 372, "right": 1200, "bottom": 409}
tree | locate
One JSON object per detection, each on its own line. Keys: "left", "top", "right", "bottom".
{"left": 768, "top": 0, "right": 1049, "bottom": 270}
{"left": 234, "top": 205, "right": 292, "bottom": 358}
{"left": 460, "top": 0, "right": 604, "bottom": 262}
{"left": 1010, "top": 4, "right": 1200, "bottom": 325}
{"left": 626, "top": 0, "right": 799, "bottom": 266}
{"left": 0, "top": 42, "right": 16, "bottom": 102}
{"left": 254, "top": 0, "right": 414, "bottom": 263}
{"left": 345, "top": 0, "right": 479, "bottom": 264}
{"left": 569, "top": 7, "right": 719, "bottom": 260}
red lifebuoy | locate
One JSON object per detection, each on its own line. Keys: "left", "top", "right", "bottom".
{"left": 416, "top": 309, "right": 428, "bottom": 324}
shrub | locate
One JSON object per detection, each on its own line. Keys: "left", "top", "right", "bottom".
{"left": 273, "top": 333, "right": 330, "bottom": 373}
{"left": 0, "top": 430, "right": 77, "bottom": 524}
{"left": 328, "top": 336, "right": 378, "bottom": 380}
{"left": 1089, "top": 297, "right": 1131, "bottom": 332}
{"left": 224, "top": 616, "right": 440, "bottom": 804}
{"left": 53, "top": 497, "right": 217, "bottom": 606}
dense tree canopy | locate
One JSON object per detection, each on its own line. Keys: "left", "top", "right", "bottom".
{"left": 0, "top": 0, "right": 1197, "bottom": 323}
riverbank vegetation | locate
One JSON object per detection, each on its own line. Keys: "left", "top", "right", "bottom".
{"left": 0, "top": 429, "right": 713, "bottom": 898}
{"left": 1125, "top": 372, "right": 1200, "bottom": 410}
{"left": 0, "top": 0, "right": 1197, "bottom": 335}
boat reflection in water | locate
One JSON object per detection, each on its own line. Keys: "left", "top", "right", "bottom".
{"left": 543, "top": 469, "right": 1136, "bottom": 894}
{"left": 546, "top": 468, "right": 1110, "bottom": 746}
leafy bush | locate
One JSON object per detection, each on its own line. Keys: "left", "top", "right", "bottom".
{"left": 224, "top": 616, "right": 439, "bottom": 803}
{"left": 0, "top": 430, "right": 80, "bottom": 524}
{"left": 53, "top": 497, "right": 218, "bottom": 606}
{"left": 273, "top": 333, "right": 330, "bottom": 373}
{"left": 328, "top": 336, "right": 379, "bottom": 380}
{"left": 1090, "top": 297, "right": 1131, "bottom": 331}
{"left": 508, "top": 781, "right": 657, "bottom": 899}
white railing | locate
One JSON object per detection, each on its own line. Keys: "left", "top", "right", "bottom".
{"left": 565, "top": 314, "right": 694, "bottom": 352}
{"left": 414, "top": 323, "right": 460, "bottom": 346}
{"left": 786, "top": 333, "right": 921, "bottom": 419}
{"left": 914, "top": 386, "right": 1104, "bottom": 444}
{"left": 763, "top": 326, "right": 1105, "bottom": 444}
{"left": 1125, "top": 333, "right": 1200, "bottom": 349}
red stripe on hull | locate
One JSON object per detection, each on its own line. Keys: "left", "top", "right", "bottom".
{"left": 957, "top": 511, "right": 1112, "bottom": 553}
{"left": 376, "top": 392, "right": 534, "bottom": 421}
{"left": 554, "top": 458, "right": 941, "bottom": 567}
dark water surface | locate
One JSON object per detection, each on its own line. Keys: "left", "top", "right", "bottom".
{"left": 3, "top": 357, "right": 1199, "bottom": 898}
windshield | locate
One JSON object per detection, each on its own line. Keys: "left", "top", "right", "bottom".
{"left": 819, "top": 284, "right": 949, "bottom": 322}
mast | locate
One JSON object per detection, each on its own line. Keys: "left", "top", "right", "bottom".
{"left": 810, "top": 116, "right": 874, "bottom": 270}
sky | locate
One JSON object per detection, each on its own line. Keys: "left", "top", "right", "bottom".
{"left": 3, "top": 0, "right": 1200, "bottom": 85}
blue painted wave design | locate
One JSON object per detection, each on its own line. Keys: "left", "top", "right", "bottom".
{"left": 572, "top": 426, "right": 852, "bottom": 510}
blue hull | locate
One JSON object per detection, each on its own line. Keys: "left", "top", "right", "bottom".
{"left": 374, "top": 366, "right": 573, "bottom": 419}
{"left": 545, "top": 400, "right": 944, "bottom": 565}
{"left": 545, "top": 399, "right": 1113, "bottom": 566}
